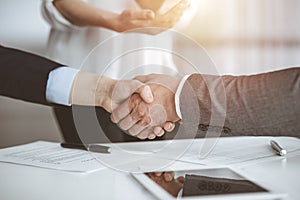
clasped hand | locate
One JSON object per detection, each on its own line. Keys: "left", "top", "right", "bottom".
{"left": 70, "top": 72, "right": 181, "bottom": 140}
{"left": 111, "top": 74, "right": 181, "bottom": 140}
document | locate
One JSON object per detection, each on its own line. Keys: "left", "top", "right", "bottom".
{"left": 172, "top": 136, "right": 300, "bottom": 166}
{"left": 1, "top": 137, "right": 299, "bottom": 172}
{"left": 0, "top": 141, "right": 105, "bottom": 172}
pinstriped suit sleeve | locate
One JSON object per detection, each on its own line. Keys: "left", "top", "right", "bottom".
{"left": 179, "top": 67, "right": 300, "bottom": 137}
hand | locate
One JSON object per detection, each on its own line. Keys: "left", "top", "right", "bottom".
{"left": 154, "top": 171, "right": 175, "bottom": 182}
{"left": 135, "top": 0, "right": 165, "bottom": 12}
{"left": 146, "top": 171, "right": 184, "bottom": 197}
{"left": 111, "top": 74, "right": 181, "bottom": 140}
{"left": 69, "top": 71, "right": 153, "bottom": 113}
{"left": 111, "top": 0, "right": 189, "bottom": 34}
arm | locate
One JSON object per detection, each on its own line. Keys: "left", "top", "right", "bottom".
{"left": 111, "top": 67, "right": 300, "bottom": 139}
{"left": 0, "top": 45, "right": 153, "bottom": 110}
{"left": 0, "top": 45, "right": 61, "bottom": 105}
{"left": 51, "top": 0, "right": 154, "bottom": 31}
{"left": 44, "top": 0, "right": 188, "bottom": 33}
{"left": 182, "top": 68, "right": 300, "bottom": 137}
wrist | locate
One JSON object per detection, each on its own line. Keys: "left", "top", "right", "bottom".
{"left": 96, "top": 10, "right": 121, "bottom": 32}
{"left": 70, "top": 72, "right": 117, "bottom": 112}
{"left": 96, "top": 76, "right": 117, "bottom": 112}
{"left": 69, "top": 71, "right": 100, "bottom": 107}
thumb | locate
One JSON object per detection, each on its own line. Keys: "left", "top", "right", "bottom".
{"left": 133, "top": 9, "right": 155, "bottom": 20}
{"left": 135, "top": 84, "right": 154, "bottom": 103}
{"left": 115, "top": 80, "right": 153, "bottom": 103}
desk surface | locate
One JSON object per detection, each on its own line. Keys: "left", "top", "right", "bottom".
{"left": 0, "top": 139, "right": 300, "bottom": 200}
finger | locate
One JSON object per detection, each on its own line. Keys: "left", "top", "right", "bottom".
{"left": 160, "top": 0, "right": 189, "bottom": 23}
{"left": 164, "top": 122, "right": 175, "bottom": 132}
{"left": 133, "top": 75, "right": 149, "bottom": 83}
{"left": 177, "top": 176, "right": 185, "bottom": 184}
{"left": 118, "top": 114, "right": 140, "bottom": 131}
{"left": 125, "top": 9, "right": 155, "bottom": 20}
{"left": 133, "top": 74, "right": 158, "bottom": 83}
{"left": 128, "top": 117, "right": 151, "bottom": 136}
{"left": 137, "top": 127, "right": 152, "bottom": 140}
{"left": 136, "top": 85, "right": 153, "bottom": 103}
{"left": 114, "top": 80, "right": 153, "bottom": 103}
{"left": 111, "top": 98, "right": 131, "bottom": 123}
{"left": 154, "top": 172, "right": 163, "bottom": 177}
{"left": 169, "top": 0, "right": 190, "bottom": 14}
{"left": 154, "top": 126, "right": 165, "bottom": 137}
{"left": 163, "top": 171, "right": 175, "bottom": 182}
{"left": 147, "top": 133, "right": 156, "bottom": 140}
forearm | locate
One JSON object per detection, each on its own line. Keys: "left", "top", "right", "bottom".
{"left": 0, "top": 45, "right": 61, "bottom": 105}
{"left": 222, "top": 67, "right": 300, "bottom": 136}
{"left": 53, "top": 0, "right": 117, "bottom": 29}
{"left": 70, "top": 71, "right": 116, "bottom": 112}
{"left": 182, "top": 68, "right": 300, "bottom": 137}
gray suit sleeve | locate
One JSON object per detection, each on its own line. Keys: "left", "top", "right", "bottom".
{"left": 179, "top": 67, "right": 300, "bottom": 138}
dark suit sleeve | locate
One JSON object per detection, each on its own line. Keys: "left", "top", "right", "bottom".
{"left": 180, "top": 67, "right": 300, "bottom": 137}
{"left": 0, "top": 45, "right": 62, "bottom": 105}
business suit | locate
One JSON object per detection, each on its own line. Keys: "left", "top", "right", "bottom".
{"left": 180, "top": 67, "right": 300, "bottom": 137}
{"left": 0, "top": 45, "right": 61, "bottom": 105}
{"left": 0, "top": 45, "right": 147, "bottom": 143}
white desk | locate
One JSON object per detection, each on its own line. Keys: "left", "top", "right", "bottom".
{"left": 0, "top": 139, "right": 300, "bottom": 200}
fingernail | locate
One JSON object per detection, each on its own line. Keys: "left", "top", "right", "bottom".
{"left": 147, "top": 11, "right": 155, "bottom": 19}
{"left": 166, "top": 174, "right": 172, "bottom": 181}
{"left": 148, "top": 134, "right": 156, "bottom": 140}
{"left": 145, "top": 86, "right": 153, "bottom": 102}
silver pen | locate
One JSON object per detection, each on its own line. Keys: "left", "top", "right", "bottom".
{"left": 270, "top": 140, "right": 287, "bottom": 156}
{"left": 61, "top": 143, "right": 111, "bottom": 154}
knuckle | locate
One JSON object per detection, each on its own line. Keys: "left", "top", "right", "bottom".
{"left": 119, "top": 120, "right": 130, "bottom": 130}
{"left": 138, "top": 109, "right": 145, "bottom": 117}
{"left": 125, "top": 10, "right": 134, "bottom": 18}
{"left": 138, "top": 117, "right": 151, "bottom": 126}
{"left": 128, "top": 128, "right": 139, "bottom": 136}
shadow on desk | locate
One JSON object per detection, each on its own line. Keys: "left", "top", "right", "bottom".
{"left": 54, "top": 105, "right": 182, "bottom": 144}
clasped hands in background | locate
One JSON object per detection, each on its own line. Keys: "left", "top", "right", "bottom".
{"left": 54, "top": 0, "right": 189, "bottom": 34}
{"left": 70, "top": 72, "right": 181, "bottom": 140}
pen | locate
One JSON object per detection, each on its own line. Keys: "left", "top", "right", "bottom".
{"left": 270, "top": 140, "right": 287, "bottom": 156}
{"left": 61, "top": 143, "right": 111, "bottom": 154}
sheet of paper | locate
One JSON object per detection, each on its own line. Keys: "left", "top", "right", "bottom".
{"left": 171, "top": 137, "right": 300, "bottom": 165}
{"left": 0, "top": 141, "right": 105, "bottom": 172}
{"left": 1, "top": 137, "right": 299, "bottom": 172}
{"left": 95, "top": 136, "right": 300, "bottom": 169}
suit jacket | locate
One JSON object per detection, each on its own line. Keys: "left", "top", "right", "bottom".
{"left": 0, "top": 45, "right": 153, "bottom": 143}
{"left": 180, "top": 67, "right": 300, "bottom": 138}
{"left": 0, "top": 45, "right": 61, "bottom": 105}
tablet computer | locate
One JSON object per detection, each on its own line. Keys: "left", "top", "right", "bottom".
{"left": 132, "top": 167, "right": 286, "bottom": 200}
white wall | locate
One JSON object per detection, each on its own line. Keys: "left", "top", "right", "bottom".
{"left": 0, "top": 0, "right": 62, "bottom": 148}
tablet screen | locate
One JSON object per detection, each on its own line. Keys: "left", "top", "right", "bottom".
{"left": 145, "top": 168, "right": 268, "bottom": 198}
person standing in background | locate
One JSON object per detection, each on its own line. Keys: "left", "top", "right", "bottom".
{"left": 41, "top": 0, "right": 190, "bottom": 76}
{"left": 41, "top": 0, "right": 190, "bottom": 143}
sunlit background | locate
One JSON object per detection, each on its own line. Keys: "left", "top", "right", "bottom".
{"left": 177, "top": 0, "right": 300, "bottom": 74}
{"left": 0, "top": 0, "right": 300, "bottom": 147}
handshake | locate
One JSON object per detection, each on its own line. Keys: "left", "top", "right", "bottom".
{"left": 70, "top": 71, "right": 183, "bottom": 140}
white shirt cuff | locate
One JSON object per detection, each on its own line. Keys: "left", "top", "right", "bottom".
{"left": 175, "top": 74, "right": 191, "bottom": 119}
{"left": 46, "top": 67, "right": 79, "bottom": 106}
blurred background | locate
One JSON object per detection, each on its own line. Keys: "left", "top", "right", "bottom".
{"left": 0, "top": 0, "right": 300, "bottom": 148}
